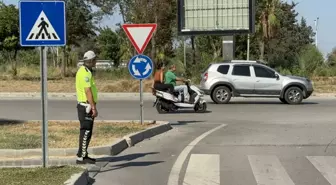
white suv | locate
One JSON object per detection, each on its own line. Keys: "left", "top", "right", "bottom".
{"left": 199, "top": 60, "right": 314, "bottom": 104}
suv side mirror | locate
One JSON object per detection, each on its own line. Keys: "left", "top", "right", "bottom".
{"left": 274, "top": 73, "right": 279, "bottom": 80}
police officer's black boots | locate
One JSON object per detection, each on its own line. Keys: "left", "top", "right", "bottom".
{"left": 76, "top": 129, "right": 96, "bottom": 164}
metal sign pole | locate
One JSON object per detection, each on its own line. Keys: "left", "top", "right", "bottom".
{"left": 140, "top": 79, "right": 143, "bottom": 125}
{"left": 121, "top": 24, "right": 156, "bottom": 126}
{"left": 19, "top": 1, "right": 65, "bottom": 168}
{"left": 40, "top": 46, "right": 48, "bottom": 167}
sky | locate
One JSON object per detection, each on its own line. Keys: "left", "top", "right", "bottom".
{"left": 4, "top": 0, "right": 335, "bottom": 57}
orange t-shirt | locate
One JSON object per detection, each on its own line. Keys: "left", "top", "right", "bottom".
{"left": 154, "top": 69, "right": 163, "bottom": 83}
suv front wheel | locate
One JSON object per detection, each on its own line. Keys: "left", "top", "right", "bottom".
{"left": 279, "top": 98, "right": 288, "bottom": 104}
{"left": 211, "top": 86, "right": 231, "bottom": 104}
{"left": 284, "top": 86, "right": 303, "bottom": 105}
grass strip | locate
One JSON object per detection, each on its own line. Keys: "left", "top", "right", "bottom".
{"left": 0, "top": 121, "right": 153, "bottom": 149}
{"left": 0, "top": 166, "right": 84, "bottom": 185}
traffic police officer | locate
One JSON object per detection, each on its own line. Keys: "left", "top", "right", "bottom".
{"left": 75, "top": 50, "right": 98, "bottom": 164}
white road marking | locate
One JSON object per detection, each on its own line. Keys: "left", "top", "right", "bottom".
{"left": 167, "top": 124, "right": 227, "bottom": 185}
{"left": 183, "top": 154, "right": 220, "bottom": 185}
{"left": 307, "top": 156, "right": 336, "bottom": 185}
{"left": 248, "top": 155, "right": 295, "bottom": 185}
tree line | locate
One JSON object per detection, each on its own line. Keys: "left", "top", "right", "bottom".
{"left": 0, "top": 0, "right": 335, "bottom": 79}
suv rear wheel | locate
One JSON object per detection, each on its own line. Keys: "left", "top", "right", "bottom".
{"left": 284, "top": 86, "right": 303, "bottom": 105}
{"left": 211, "top": 86, "right": 231, "bottom": 104}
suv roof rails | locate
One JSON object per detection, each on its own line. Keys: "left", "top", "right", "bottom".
{"left": 256, "top": 60, "right": 268, "bottom": 65}
{"left": 230, "top": 59, "right": 269, "bottom": 65}
{"left": 231, "top": 60, "right": 257, "bottom": 63}
{"left": 213, "top": 60, "right": 269, "bottom": 65}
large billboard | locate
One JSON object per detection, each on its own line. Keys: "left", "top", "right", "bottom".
{"left": 177, "top": 0, "right": 255, "bottom": 36}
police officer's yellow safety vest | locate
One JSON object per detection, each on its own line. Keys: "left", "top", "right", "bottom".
{"left": 75, "top": 66, "right": 98, "bottom": 103}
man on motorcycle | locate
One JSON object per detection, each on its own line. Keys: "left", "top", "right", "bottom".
{"left": 164, "top": 64, "right": 190, "bottom": 102}
{"left": 152, "top": 62, "right": 174, "bottom": 94}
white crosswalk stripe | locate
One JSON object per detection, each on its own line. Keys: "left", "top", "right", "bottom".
{"left": 248, "top": 155, "right": 295, "bottom": 185}
{"left": 307, "top": 156, "right": 336, "bottom": 185}
{"left": 178, "top": 154, "right": 336, "bottom": 185}
{"left": 183, "top": 154, "right": 220, "bottom": 185}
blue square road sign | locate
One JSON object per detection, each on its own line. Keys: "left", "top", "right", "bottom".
{"left": 19, "top": 0, "right": 66, "bottom": 46}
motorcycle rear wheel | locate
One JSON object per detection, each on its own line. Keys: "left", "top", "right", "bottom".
{"left": 156, "top": 101, "right": 168, "bottom": 114}
{"left": 194, "top": 102, "right": 207, "bottom": 113}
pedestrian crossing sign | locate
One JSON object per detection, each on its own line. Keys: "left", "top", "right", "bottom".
{"left": 26, "top": 11, "right": 60, "bottom": 41}
{"left": 19, "top": 0, "right": 66, "bottom": 46}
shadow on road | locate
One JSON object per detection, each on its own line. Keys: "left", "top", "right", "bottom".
{"left": 170, "top": 120, "right": 205, "bottom": 126}
{"left": 99, "top": 161, "right": 164, "bottom": 172}
{"left": 94, "top": 152, "right": 163, "bottom": 174}
{"left": 87, "top": 178, "right": 96, "bottom": 185}
{"left": 162, "top": 110, "right": 212, "bottom": 114}
{"left": 96, "top": 152, "right": 158, "bottom": 163}
{"left": 0, "top": 118, "right": 25, "bottom": 126}
{"left": 208, "top": 101, "right": 319, "bottom": 105}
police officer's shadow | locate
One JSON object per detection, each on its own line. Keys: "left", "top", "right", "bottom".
{"left": 0, "top": 118, "right": 24, "bottom": 125}
{"left": 93, "top": 152, "right": 164, "bottom": 172}
{"left": 96, "top": 152, "right": 159, "bottom": 163}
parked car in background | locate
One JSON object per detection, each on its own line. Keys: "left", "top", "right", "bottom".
{"left": 199, "top": 60, "right": 314, "bottom": 104}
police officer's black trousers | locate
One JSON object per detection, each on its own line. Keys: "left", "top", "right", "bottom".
{"left": 76, "top": 103, "right": 94, "bottom": 158}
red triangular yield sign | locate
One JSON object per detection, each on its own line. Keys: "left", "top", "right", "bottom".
{"left": 122, "top": 23, "right": 157, "bottom": 54}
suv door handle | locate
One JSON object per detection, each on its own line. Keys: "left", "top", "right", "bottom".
{"left": 256, "top": 80, "right": 260, "bottom": 82}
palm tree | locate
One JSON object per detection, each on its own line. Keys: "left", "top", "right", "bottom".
{"left": 257, "top": 0, "right": 280, "bottom": 60}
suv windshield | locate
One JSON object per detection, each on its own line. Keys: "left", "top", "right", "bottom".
{"left": 260, "top": 64, "right": 282, "bottom": 75}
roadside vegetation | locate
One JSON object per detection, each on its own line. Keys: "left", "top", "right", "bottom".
{"left": 0, "top": 166, "right": 84, "bottom": 185}
{"left": 1, "top": 0, "right": 336, "bottom": 93}
{"left": 0, "top": 121, "right": 154, "bottom": 149}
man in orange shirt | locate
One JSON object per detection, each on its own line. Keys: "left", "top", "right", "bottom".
{"left": 152, "top": 62, "right": 174, "bottom": 93}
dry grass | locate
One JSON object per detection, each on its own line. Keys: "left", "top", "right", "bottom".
{"left": 0, "top": 78, "right": 153, "bottom": 92}
{"left": 311, "top": 76, "right": 336, "bottom": 93}
{"left": 0, "top": 166, "right": 84, "bottom": 185}
{"left": 0, "top": 65, "right": 155, "bottom": 92}
{"left": 0, "top": 121, "right": 154, "bottom": 149}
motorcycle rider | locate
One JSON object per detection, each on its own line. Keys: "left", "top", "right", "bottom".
{"left": 152, "top": 62, "right": 174, "bottom": 94}
{"left": 164, "top": 64, "right": 190, "bottom": 102}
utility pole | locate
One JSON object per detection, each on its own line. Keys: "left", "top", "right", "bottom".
{"left": 247, "top": 34, "right": 250, "bottom": 61}
{"left": 314, "top": 17, "right": 319, "bottom": 47}
{"left": 183, "top": 37, "right": 186, "bottom": 68}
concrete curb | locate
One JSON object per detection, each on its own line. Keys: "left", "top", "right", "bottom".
{"left": 0, "top": 92, "right": 156, "bottom": 100}
{"left": 124, "top": 122, "right": 173, "bottom": 147}
{"left": 0, "top": 120, "right": 171, "bottom": 159}
{"left": 64, "top": 168, "right": 92, "bottom": 185}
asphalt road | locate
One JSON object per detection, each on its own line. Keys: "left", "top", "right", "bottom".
{"left": 1, "top": 97, "right": 336, "bottom": 124}
{"left": 2, "top": 97, "right": 336, "bottom": 185}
